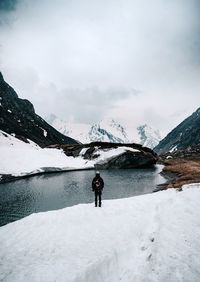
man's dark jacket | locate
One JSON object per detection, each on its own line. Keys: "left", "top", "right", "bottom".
{"left": 92, "top": 176, "right": 104, "bottom": 192}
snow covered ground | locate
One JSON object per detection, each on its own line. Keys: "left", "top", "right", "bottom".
{"left": 0, "top": 130, "right": 139, "bottom": 177}
{"left": 0, "top": 184, "right": 200, "bottom": 282}
{"left": 0, "top": 130, "right": 92, "bottom": 176}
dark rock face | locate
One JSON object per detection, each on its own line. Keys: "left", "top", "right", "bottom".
{"left": 55, "top": 142, "right": 158, "bottom": 169}
{"left": 154, "top": 108, "right": 200, "bottom": 154}
{"left": 0, "top": 72, "right": 78, "bottom": 147}
{"left": 95, "top": 151, "right": 156, "bottom": 169}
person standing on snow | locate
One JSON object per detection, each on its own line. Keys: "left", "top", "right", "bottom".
{"left": 92, "top": 171, "right": 104, "bottom": 207}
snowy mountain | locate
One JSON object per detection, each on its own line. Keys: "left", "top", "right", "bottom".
{"left": 0, "top": 73, "right": 78, "bottom": 147}
{"left": 46, "top": 115, "right": 130, "bottom": 144}
{"left": 137, "top": 124, "right": 161, "bottom": 149}
{"left": 46, "top": 114, "right": 161, "bottom": 148}
{"left": 88, "top": 119, "right": 129, "bottom": 143}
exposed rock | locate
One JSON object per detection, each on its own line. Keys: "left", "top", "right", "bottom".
{"left": 95, "top": 151, "right": 156, "bottom": 169}
{"left": 82, "top": 147, "right": 97, "bottom": 160}
{"left": 0, "top": 72, "right": 78, "bottom": 147}
{"left": 55, "top": 141, "right": 158, "bottom": 169}
{"left": 159, "top": 144, "right": 200, "bottom": 161}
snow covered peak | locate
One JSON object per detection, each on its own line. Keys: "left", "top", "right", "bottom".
{"left": 46, "top": 114, "right": 161, "bottom": 148}
{"left": 137, "top": 124, "right": 161, "bottom": 149}
{"left": 89, "top": 119, "right": 129, "bottom": 143}
{"left": 46, "top": 115, "right": 130, "bottom": 144}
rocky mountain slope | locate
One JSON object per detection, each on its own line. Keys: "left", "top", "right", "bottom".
{"left": 0, "top": 72, "right": 78, "bottom": 147}
{"left": 154, "top": 107, "right": 200, "bottom": 154}
{"left": 46, "top": 114, "right": 161, "bottom": 148}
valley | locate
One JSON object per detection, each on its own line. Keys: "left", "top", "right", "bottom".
{"left": 0, "top": 2, "right": 199, "bottom": 281}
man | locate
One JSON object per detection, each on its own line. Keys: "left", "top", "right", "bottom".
{"left": 92, "top": 171, "right": 104, "bottom": 207}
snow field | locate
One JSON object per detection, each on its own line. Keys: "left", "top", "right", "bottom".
{"left": 0, "top": 185, "right": 200, "bottom": 282}
{"left": 0, "top": 130, "right": 92, "bottom": 175}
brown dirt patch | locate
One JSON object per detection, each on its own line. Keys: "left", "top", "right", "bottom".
{"left": 161, "top": 158, "right": 200, "bottom": 189}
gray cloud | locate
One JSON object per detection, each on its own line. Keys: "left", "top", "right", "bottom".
{"left": 0, "top": 0, "right": 200, "bottom": 136}
{"left": 57, "top": 86, "right": 138, "bottom": 123}
{"left": 0, "top": 0, "right": 18, "bottom": 12}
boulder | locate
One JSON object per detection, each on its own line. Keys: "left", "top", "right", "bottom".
{"left": 59, "top": 141, "right": 158, "bottom": 169}
{"left": 95, "top": 151, "right": 157, "bottom": 169}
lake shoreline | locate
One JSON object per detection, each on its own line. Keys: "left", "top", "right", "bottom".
{"left": 155, "top": 158, "right": 200, "bottom": 191}
{"left": 0, "top": 167, "right": 95, "bottom": 185}
{"left": 0, "top": 163, "right": 159, "bottom": 185}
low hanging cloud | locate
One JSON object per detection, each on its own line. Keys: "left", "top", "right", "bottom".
{"left": 0, "top": 0, "right": 200, "bottom": 136}
{"left": 56, "top": 86, "right": 138, "bottom": 123}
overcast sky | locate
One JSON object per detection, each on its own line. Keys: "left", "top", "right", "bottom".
{"left": 0, "top": 0, "right": 200, "bottom": 137}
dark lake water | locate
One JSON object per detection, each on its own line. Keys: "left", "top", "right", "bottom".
{"left": 0, "top": 166, "right": 165, "bottom": 226}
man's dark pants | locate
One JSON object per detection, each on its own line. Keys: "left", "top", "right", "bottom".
{"left": 95, "top": 191, "right": 102, "bottom": 207}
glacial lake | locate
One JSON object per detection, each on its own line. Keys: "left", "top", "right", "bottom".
{"left": 0, "top": 165, "right": 165, "bottom": 226}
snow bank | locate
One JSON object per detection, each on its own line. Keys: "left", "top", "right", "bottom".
{"left": 0, "top": 184, "right": 200, "bottom": 282}
{"left": 0, "top": 130, "right": 92, "bottom": 176}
